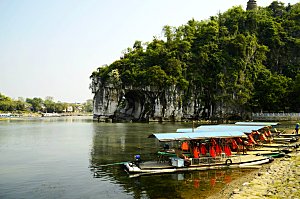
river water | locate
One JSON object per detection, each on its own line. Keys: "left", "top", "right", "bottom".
{"left": 0, "top": 117, "right": 259, "bottom": 199}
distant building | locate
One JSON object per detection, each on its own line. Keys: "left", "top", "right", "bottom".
{"left": 42, "top": 113, "right": 61, "bottom": 117}
{"left": 0, "top": 113, "right": 11, "bottom": 117}
{"left": 67, "top": 106, "right": 73, "bottom": 112}
{"left": 247, "top": 0, "right": 257, "bottom": 10}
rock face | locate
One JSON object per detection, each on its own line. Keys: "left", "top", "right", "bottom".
{"left": 90, "top": 76, "right": 250, "bottom": 122}
{"left": 91, "top": 77, "right": 202, "bottom": 122}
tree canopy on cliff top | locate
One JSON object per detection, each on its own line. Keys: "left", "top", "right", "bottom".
{"left": 91, "top": 2, "right": 300, "bottom": 112}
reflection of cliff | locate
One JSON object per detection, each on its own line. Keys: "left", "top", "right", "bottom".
{"left": 90, "top": 123, "right": 193, "bottom": 167}
{"left": 90, "top": 123, "right": 160, "bottom": 167}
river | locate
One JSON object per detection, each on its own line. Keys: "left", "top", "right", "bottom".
{"left": 0, "top": 117, "right": 267, "bottom": 199}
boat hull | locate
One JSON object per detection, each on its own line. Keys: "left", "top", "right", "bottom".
{"left": 124, "top": 155, "right": 271, "bottom": 175}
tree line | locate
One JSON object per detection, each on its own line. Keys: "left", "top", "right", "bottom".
{"left": 0, "top": 93, "right": 93, "bottom": 113}
{"left": 91, "top": 1, "right": 300, "bottom": 116}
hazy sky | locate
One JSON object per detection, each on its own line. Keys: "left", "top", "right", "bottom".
{"left": 1, "top": 0, "right": 299, "bottom": 103}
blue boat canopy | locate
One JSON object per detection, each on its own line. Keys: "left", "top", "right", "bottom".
{"left": 177, "top": 125, "right": 267, "bottom": 133}
{"left": 235, "top": 122, "right": 279, "bottom": 126}
{"left": 149, "top": 131, "right": 246, "bottom": 142}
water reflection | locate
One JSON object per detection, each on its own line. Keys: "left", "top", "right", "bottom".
{"left": 0, "top": 118, "right": 295, "bottom": 199}
{"left": 90, "top": 123, "right": 175, "bottom": 166}
{"left": 93, "top": 164, "right": 253, "bottom": 199}
{"left": 89, "top": 122, "right": 254, "bottom": 199}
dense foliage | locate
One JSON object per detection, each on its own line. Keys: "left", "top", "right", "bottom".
{"left": 91, "top": 2, "right": 300, "bottom": 114}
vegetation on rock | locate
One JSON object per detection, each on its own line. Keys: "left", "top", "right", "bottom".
{"left": 91, "top": 2, "right": 300, "bottom": 115}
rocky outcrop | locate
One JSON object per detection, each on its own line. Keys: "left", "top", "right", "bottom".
{"left": 90, "top": 74, "right": 249, "bottom": 122}
{"left": 90, "top": 77, "right": 202, "bottom": 122}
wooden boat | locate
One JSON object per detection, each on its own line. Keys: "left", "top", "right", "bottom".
{"left": 240, "top": 151, "right": 285, "bottom": 158}
{"left": 249, "top": 146, "right": 294, "bottom": 154}
{"left": 273, "top": 137, "right": 298, "bottom": 143}
{"left": 177, "top": 124, "right": 275, "bottom": 144}
{"left": 177, "top": 124, "right": 275, "bottom": 149}
{"left": 277, "top": 133, "right": 300, "bottom": 138}
{"left": 124, "top": 155, "right": 271, "bottom": 175}
{"left": 262, "top": 143, "right": 297, "bottom": 148}
{"left": 124, "top": 131, "right": 273, "bottom": 175}
{"left": 234, "top": 122, "right": 298, "bottom": 141}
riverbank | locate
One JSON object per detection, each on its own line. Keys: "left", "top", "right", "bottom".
{"left": 0, "top": 112, "right": 92, "bottom": 118}
{"left": 211, "top": 152, "right": 300, "bottom": 199}
{"left": 208, "top": 131, "right": 300, "bottom": 199}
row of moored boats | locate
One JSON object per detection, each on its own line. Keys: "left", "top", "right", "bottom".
{"left": 124, "top": 122, "right": 299, "bottom": 176}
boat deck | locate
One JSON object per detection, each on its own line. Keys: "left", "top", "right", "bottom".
{"left": 139, "top": 161, "right": 173, "bottom": 169}
{"left": 230, "top": 154, "right": 268, "bottom": 164}
{"left": 250, "top": 147, "right": 289, "bottom": 151}
{"left": 279, "top": 134, "right": 300, "bottom": 137}
{"left": 263, "top": 143, "right": 287, "bottom": 147}
{"left": 138, "top": 154, "right": 269, "bottom": 170}
{"left": 239, "top": 151, "right": 279, "bottom": 155}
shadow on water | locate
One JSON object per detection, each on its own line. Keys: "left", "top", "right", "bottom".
{"left": 89, "top": 122, "right": 255, "bottom": 199}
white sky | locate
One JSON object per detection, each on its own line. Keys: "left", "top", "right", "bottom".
{"left": 0, "top": 0, "right": 299, "bottom": 103}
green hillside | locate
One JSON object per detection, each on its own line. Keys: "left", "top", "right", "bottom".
{"left": 91, "top": 1, "right": 300, "bottom": 114}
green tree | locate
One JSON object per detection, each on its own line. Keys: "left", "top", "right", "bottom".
{"left": 288, "top": 74, "right": 300, "bottom": 112}
{"left": 54, "top": 102, "right": 67, "bottom": 113}
{"left": 252, "top": 70, "right": 292, "bottom": 111}
{"left": 83, "top": 99, "right": 93, "bottom": 112}
{"left": 26, "top": 98, "right": 43, "bottom": 112}
{"left": 0, "top": 93, "right": 15, "bottom": 111}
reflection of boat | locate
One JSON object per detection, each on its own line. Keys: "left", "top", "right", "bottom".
{"left": 124, "top": 131, "right": 273, "bottom": 175}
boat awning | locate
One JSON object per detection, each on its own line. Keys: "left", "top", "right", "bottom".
{"left": 235, "top": 122, "right": 279, "bottom": 126}
{"left": 177, "top": 125, "right": 268, "bottom": 133}
{"left": 149, "top": 131, "right": 245, "bottom": 142}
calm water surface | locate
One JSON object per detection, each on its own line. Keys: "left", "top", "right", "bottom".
{"left": 0, "top": 117, "right": 259, "bottom": 199}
